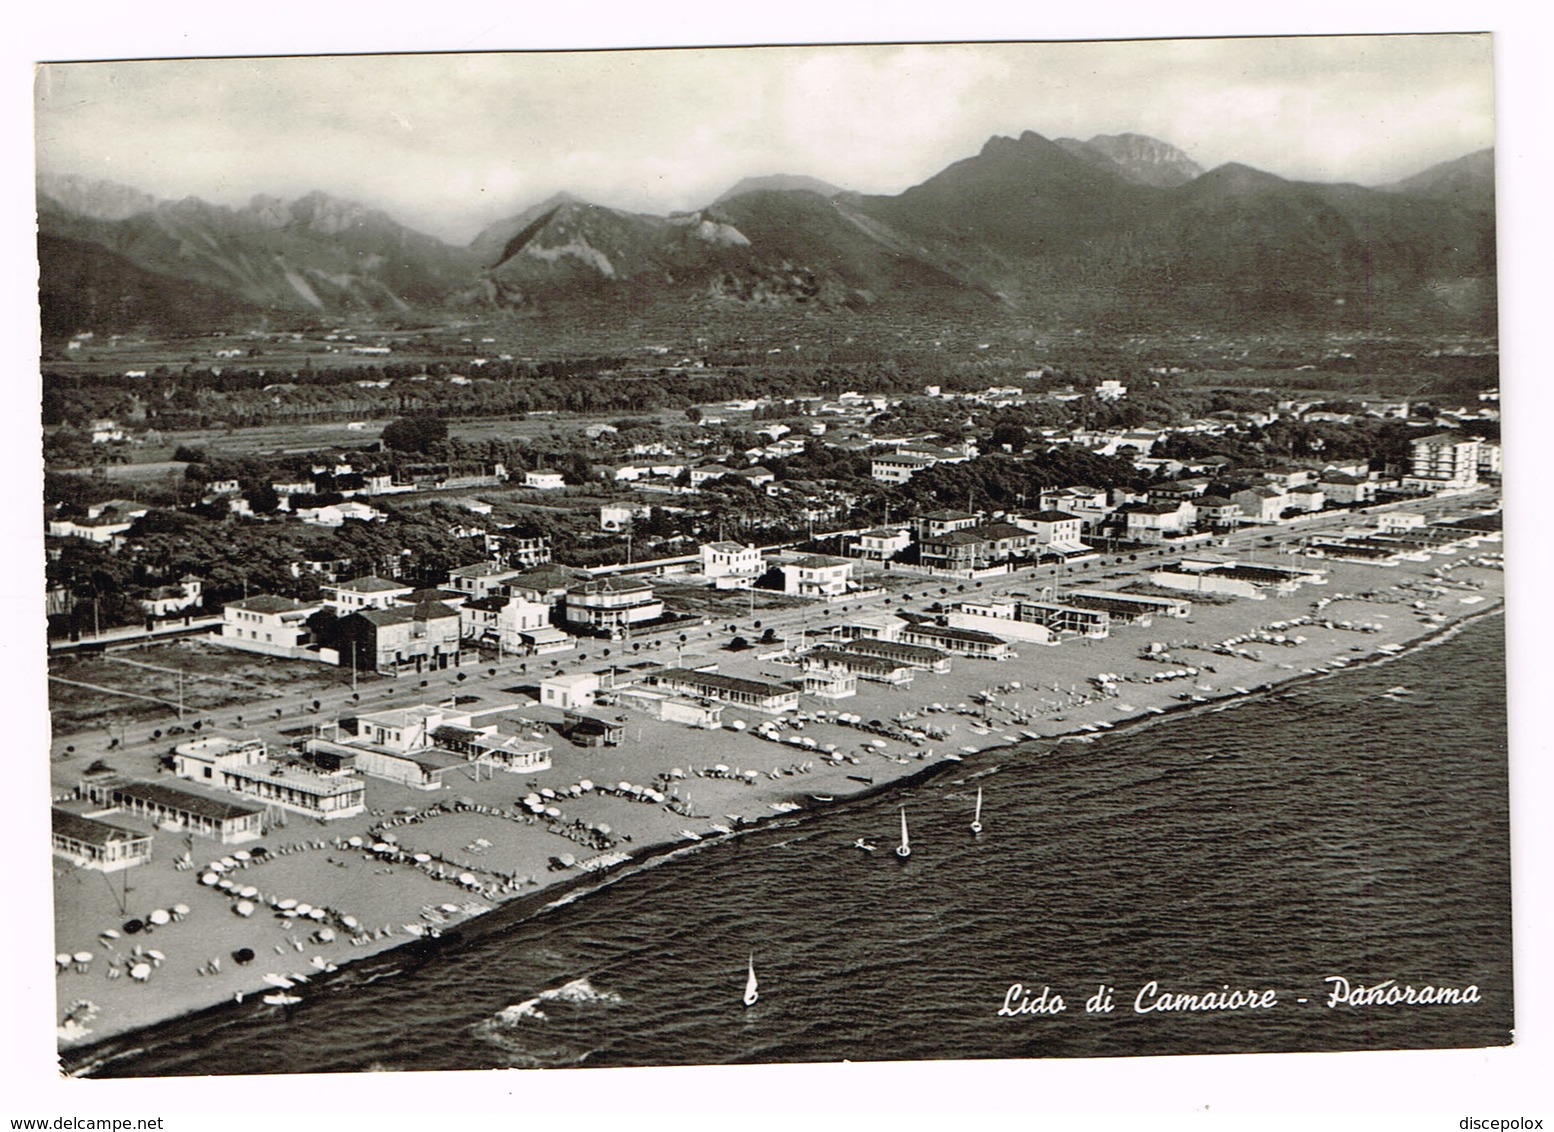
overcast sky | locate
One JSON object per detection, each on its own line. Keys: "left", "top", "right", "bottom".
{"left": 34, "top": 34, "right": 1495, "bottom": 246}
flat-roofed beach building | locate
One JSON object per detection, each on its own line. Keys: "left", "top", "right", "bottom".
{"left": 649, "top": 667, "right": 800, "bottom": 713}
{"left": 804, "top": 647, "right": 916, "bottom": 686}
{"left": 218, "top": 762, "right": 366, "bottom": 820}
{"left": 835, "top": 637, "right": 952, "bottom": 673}
{"left": 900, "top": 623, "right": 1014, "bottom": 659}
{"left": 1062, "top": 590, "right": 1192, "bottom": 622}
{"left": 52, "top": 808, "right": 153, "bottom": 872}
{"left": 78, "top": 777, "right": 264, "bottom": 844}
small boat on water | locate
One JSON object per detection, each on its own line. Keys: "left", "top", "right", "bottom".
{"left": 970, "top": 786, "right": 983, "bottom": 836}
{"left": 743, "top": 956, "right": 759, "bottom": 1008}
{"left": 854, "top": 838, "right": 877, "bottom": 852}
{"left": 895, "top": 808, "right": 912, "bottom": 859}
{"left": 262, "top": 992, "right": 302, "bottom": 1007}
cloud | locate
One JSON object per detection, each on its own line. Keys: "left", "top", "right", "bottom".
{"left": 34, "top": 35, "right": 1494, "bottom": 243}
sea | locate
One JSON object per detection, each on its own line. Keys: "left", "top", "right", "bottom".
{"left": 76, "top": 612, "right": 1512, "bottom": 1076}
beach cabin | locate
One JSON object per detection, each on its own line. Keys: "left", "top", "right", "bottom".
{"left": 52, "top": 808, "right": 153, "bottom": 872}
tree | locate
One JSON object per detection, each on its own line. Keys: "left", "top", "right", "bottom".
{"left": 381, "top": 413, "right": 449, "bottom": 454}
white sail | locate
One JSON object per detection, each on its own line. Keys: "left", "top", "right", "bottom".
{"left": 744, "top": 956, "right": 759, "bottom": 1007}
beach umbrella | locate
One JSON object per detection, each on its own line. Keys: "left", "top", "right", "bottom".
{"left": 220, "top": 857, "right": 238, "bottom": 869}
{"left": 578, "top": 779, "right": 594, "bottom": 791}
{"left": 99, "top": 929, "right": 120, "bottom": 940}
{"left": 347, "top": 836, "right": 364, "bottom": 848}
{"left": 557, "top": 853, "right": 576, "bottom": 868}
{"left": 713, "top": 765, "right": 729, "bottom": 773}
{"left": 381, "top": 833, "right": 398, "bottom": 844}
{"left": 544, "top": 806, "right": 561, "bottom": 818}
{"left": 540, "top": 788, "right": 557, "bottom": 799}
{"left": 129, "top": 963, "right": 151, "bottom": 982}
{"left": 73, "top": 951, "right": 94, "bottom": 964}
{"left": 146, "top": 949, "right": 165, "bottom": 964}
{"left": 594, "top": 823, "right": 612, "bottom": 836}
{"left": 295, "top": 904, "right": 313, "bottom": 917}
{"left": 439, "top": 904, "right": 460, "bottom": 915}
{"left": 524, "top": 793, "right": 542, "bottom": 806}
{"left": 171, "top": 904, "right": 190, "bottom": 919}
{"left": 207, "top": 861, "right": 225, "bottom": 873}
{"left": 458, "top": 873, "right": 477, "bottom": 886}
{"left": 308, "top": 909, "right": 326, "bottom": 921}
{"left": 235, "top": 901, "right": 256, "bottom": 917}
{"left": 239, "top": 886, "right": 259, "bottom": 899}
{"left": 458, "top": 797, "right": 476, "bottom": 807}
{"left": 233, "top": 851, "right": 251, "bottom": 861}
{"left": 372, "top": 843, "right": 393, "bottom": 853}
{"left": 567, "top": 785, "right": 582, "bottom": 797}
{"left": 149, "top": 909, "right": 171, "bottom": 926}
{"left": 217, "top": 880, "right": 236, "bottom": 892}
{"left": 55, "top": 953, "right": 71, "bottom": 971}
{"left": 413, "top": 853, "right": 432, "bottom": 863}
{"left": 618, "top": 781, "right": 633, "bottom": 791}
{"left": 315, "top": 928, "right": 336, "bottom": 943}
{"left": 341, "top": 916, "right": 359, "bottom": 931}
{"left": 232, "top": 947, "right": 256, "bottom": 965}
{"left": 277, "top": 898, "right": 298, "bottom": 911}
{"left": 123, "top": 920, "right": 143, "bottom": 934}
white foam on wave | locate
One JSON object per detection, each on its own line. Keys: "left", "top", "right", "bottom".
{"left": 493, "top": 977, "right": 623, "bottom": 1025}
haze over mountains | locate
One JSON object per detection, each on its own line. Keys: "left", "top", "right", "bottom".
{"left": 35, "top": 130, "right": 1496, "bottom": 340}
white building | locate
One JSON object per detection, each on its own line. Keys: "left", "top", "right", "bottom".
{"left": 700, "top": 541, "right": 763, "bottom": 587}
{"left": 220, "top": 594, "right": 326, "bottom": 659}
{"left": 870, "top": 452, "right": 937, "bottom": 484}
{"left": 562, "top": 576, "right": 665, "bottom": 632}
{"left": 524, "top": 470, "right": 566, "bottom": 490}
{"left": 852, "top": 527, "right": 912, "bottom": 560}
{"left": 779, "top": 555, "right": 855, "bottom": 599}
{"left": 1408, "top": 433, "right": 1482, "bottom": 489}
{"left": 325, "top": 576, "right": 414, "bottom": 613}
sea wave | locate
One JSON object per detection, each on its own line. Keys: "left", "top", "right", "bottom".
{"left": 489, "top": 976, "right": 623, "bottom": 1025}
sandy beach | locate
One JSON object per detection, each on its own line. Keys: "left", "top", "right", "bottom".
{"left": 51, "top": 503, "right": 1505, "bottom": 1061}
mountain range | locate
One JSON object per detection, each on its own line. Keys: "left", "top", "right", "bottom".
{"left": 35, "top": 131, "right": 1497, "bottom": 339}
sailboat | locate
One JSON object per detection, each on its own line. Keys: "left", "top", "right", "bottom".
{"left": 896, "top": 807, "right": 912, "bottom": 859}
{"left": 743, "top": 956, "right": 759, "bottom": 1008}
{"left": 970, "top": 786, "right": 983, "bottom": 835}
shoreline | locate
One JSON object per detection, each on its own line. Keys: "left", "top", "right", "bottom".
{"left": 59, "top": 591, "right": 1506, "bottom": 1077}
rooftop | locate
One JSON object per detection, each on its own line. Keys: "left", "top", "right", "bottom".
{"left": 335, "top": 575, "right": 411, "bottom": 593}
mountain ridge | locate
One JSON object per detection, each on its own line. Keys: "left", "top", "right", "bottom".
{"left": 36, "top": 134, "right": 1496, "bottom": 336}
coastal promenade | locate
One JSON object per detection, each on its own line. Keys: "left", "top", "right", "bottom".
{"left": 50, "top": 495, "right": 1504, "bottom": 1054}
